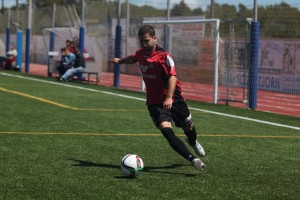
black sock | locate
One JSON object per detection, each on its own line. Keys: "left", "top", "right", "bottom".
{"left": 161, "top": 128, "right": 195, "bottom": 161}
{"left": 184, "top": 126, "right": 197, "bottom": 146}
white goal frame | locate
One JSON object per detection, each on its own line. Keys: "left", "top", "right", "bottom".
{"left": 143, "top": 19, "right": 220, "bottom": 104}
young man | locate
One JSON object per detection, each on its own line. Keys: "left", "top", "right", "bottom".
{"left": 112, "top": 25, "right": 206, "bottom": 170}
{"left": 60, "top": 48, "right": 86, "bottom": 81}
{"left": 57, "top": 48, "right": 69, "bottom": 77}
{"left": 59, "top": 47, "right": 76, "bottom": 81}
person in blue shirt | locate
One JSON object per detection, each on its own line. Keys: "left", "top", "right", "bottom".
{"left": 59, "top": 48, "right": 86, "bottom": 82}
{"left": 57, "top": 48, "right": 70, "bottom": 77}
{"left": 65, "top": 47, "right": 76, "bottom": 67}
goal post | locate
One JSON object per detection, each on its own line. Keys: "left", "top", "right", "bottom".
{"left": 143, "top": 19, "right": 221, "bottom": 104}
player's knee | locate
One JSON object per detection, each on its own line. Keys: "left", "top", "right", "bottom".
{"left": 159, "top": 121, "right": 172, "bottom": 130}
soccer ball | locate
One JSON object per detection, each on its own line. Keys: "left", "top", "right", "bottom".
{"left": 120, "top": 154, "right": 144, "bottom": 177}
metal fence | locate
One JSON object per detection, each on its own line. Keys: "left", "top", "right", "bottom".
{"left": 0, "top": 0, "right": 299, "bottom": 116}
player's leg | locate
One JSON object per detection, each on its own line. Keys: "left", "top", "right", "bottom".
{"left": 160, "top": 121, "right": 194, "bottom": 161}
{"left": 57, "top": 65, "right": 65, "bottom": 77}
{"left": 183, "top": 124, "right": 205, "bottom": 157}
{"left": 60, "top": 67, "right": 74, "bottom": 81}
{"left": 148, "top": 105, "right": 205, "bottom": 170}
{"left": 161, "top": 129, "right": 205, "bottom": 170}
{"left": 172, "top": 102, "right": 206, "bottom": 157}
{"left": 73, "top": 66, "right": 85, "bottom": 81}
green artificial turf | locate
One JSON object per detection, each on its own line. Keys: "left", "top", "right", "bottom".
{"left": 0, "top": 71, "right": 299, "bottom": 199}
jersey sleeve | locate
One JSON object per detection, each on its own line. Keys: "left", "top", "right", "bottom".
{"left": 130, "top": 49, "right": 141, "bottom": 63}
{"left": 160, "top": 53, "right": 177, "bottom": 76}
{"left": 130, "top": 54, "right": 138, "bottom": 63}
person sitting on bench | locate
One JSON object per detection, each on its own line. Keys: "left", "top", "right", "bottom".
{"left": 3, "top": 45, "right": 17, "bottom": 70}
{"left": 56, "top": 48, "right": 70, "bottom": 77}
{"left": 59, "top": 48, "right": 86, "bottom": 82}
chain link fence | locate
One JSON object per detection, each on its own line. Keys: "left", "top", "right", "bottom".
{"left": 0, "top": 0, "right": 299, "bottom": 115}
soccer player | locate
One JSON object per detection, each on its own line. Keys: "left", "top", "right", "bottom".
{"left": 112, "top": 25, "right": 206, "bottom": 170}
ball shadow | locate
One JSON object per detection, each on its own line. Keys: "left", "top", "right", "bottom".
{"left": 68, "top": 158, "right": 197, "bottom": 177}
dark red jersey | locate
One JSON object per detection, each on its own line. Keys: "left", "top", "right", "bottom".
{"left": 131, "top": 45, "right": 185, "bottom": 105}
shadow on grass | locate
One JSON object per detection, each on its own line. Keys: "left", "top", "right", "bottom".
{"left": 69, "top": 158, "right": 197, "bottom": 177}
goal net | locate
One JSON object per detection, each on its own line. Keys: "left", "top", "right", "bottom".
{"left": 142, "top": 17, "right": 251, "bottom": 105}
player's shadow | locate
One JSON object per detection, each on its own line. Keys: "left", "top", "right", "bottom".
{"left": 68, "top": 159, "right": 197, "bottom": 177}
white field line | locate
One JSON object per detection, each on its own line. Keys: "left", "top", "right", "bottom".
{"left": 0, "top": 72, "right": 145, "bottom": 101}
{"left": 1, "top": 72, "right": 300, "bottom": 131}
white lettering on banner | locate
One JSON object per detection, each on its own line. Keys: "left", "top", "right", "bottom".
{"left": 258, "top": 76, "right": 281, "bottom": 90}
{"left": 222, "top": 39, "right": 300, "bottom": 94}
{"left": 283, "top": 76, "right": 300, "bottom": 84}
{"left": 281, "top": 75, "right": 300, "bottom": 93}
{"left": 259, "top": 41, "right": 283, "bottom": 69}
{"left": 259, "top": 40, "right": 300, "bottom": 75}
{"left": 258, "top": 40, "right": 300, "bottom": 94}
{"left": 226, "top": 70, "right": 300, "bottom": 94}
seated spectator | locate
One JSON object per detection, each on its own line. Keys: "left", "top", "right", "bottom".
{"left": 59, "top": 48, "right": 86, "bottom": 82}
{"left": 57, "top": 47, "right": 75, "bottom": 79}
{"left": 56, "top": 48, "right": 69, "bottom": 77}
{"left": 3, "top": 45, "right": 17, "bottom": 70}
{"left": 72, "top": 37, "right": 94, "bottom": 61}
{"left": 66, "top": 39, "right": 75, "bottom": 53}
{"left": 57, "top": 47, "right": 76, "bottom": 77}
{"left": 65, "top": 47, "right": 76, "bottom": 67}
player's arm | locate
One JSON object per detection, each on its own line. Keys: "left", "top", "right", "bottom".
{"left": 111, "top": 56, "right": 136, "bottom": 64}
{"left": 164, "top": 75, "right": 177, "bottom": 110}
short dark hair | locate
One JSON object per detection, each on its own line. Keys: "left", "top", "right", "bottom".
{"left": 138, "top": 25, "right": 155, "bottom": 37}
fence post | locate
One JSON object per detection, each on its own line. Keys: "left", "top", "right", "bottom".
{"left": 16, "top": 30, "right": 23, "bottom": 71}
{"left": 25, "top": 0, "right": 32, "bottom": 74}
{"left": 114, "top": 0, "right": 122, "bottom": 88}
{"left": 114, "top": 25, "right": 122, "bottom": 88}
{"left": 25, "top": 28, "right": 30, "bottom": 73}
{"left": 48, "top": 31, "right": 55, "bottom": 77}
{"left": 248, "top": 21, "right": 259, "bottom": 109}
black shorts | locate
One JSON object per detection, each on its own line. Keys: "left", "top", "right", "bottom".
{"left": 147, "top": 101, "right": 192, "bottom": 128}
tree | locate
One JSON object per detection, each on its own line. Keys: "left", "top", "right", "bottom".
{"left": 237, "top": 4, "right": 251, "bottom": 19}
{"left": 214, "top": 3, "right": 237, "bottom": 20}
{"left": 259, "top": 3, "right": 300, "bottom": 38}
{"left": 34, "top": 0, "right": 80, "bottom": 8}
{"left": 171, "top": 0, "right": 192, "bottom": 16}
{"left": 192, "top": 7, "right": 204, "bottom": 16}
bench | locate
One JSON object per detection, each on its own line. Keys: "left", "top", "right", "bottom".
{"left": 77, "top": 72, "right": 99, "bottom": 85}
{"left": 48, "top": 59, "right": 60, "bottom": 77}
{"left": 48, "top": 58, "right": 99, "bottom": 85}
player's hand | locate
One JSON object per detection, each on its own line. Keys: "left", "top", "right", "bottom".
{"left": 111, "top": 58, "right": 121, "bottom": 64}
{"left": 163, "top": 97, "right": 173, "bottom": 110}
